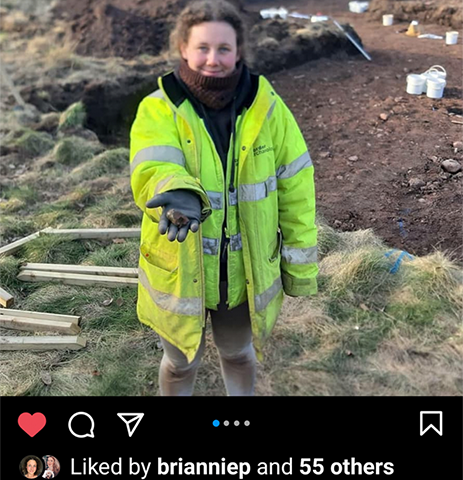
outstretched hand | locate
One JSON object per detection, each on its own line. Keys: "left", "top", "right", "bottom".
{"left": 146, "top": 190, "right": 202, "bottom": 242}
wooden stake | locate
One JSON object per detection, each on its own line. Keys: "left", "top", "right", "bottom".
{"left": 0, "top": 308, "right": 80, "bottom": 325}
{"left": 44, "top": 228, "right": 141, "bottom": 239}
{"left": 18, "top": 270, "right": 138, "bottom": 288}
{"left": 0, "top": 335, "right": 86, "bottom": 351}
{"left": 0, "top": 227, "right": 52, "bottom": 258}
{"left": 0, "top": 287, "right": 14, "bottom": 308}
{"left": 21, "top": 263, "right": 138, "bottom": 278}
{"left": 0, "top": 315, "right": 80, "bottom": 334}
{"left": 451, "top": 120, "right": 463, "bottom": 125}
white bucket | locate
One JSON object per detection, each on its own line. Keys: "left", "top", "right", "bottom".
{"left": 383, "top": 14, "right": 393, "bottom": 26}
{"left": 446, "top": 31, "right": 459, "bottom": 45}
{"left": 421, "top": 72, "right": 446, "bottom": 93}
{"left": 260, "top": 8, "right": 288, "bottom": 19}
{"left": 427, "top": 65, "right": 446, "bottom": 80}
{"left": 426, "top": 77, "right": 445, "bottom": 99}
{"left": 406, "top": 74, "right": 426, "bottom": 95}
{"left": 349, "top": 2, "right": 369, "bottom": 13}
{"left": 420, "top": 65, "right": 446, "bottom": 93}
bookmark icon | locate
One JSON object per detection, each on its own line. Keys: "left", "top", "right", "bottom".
{"left": 117, "top": 413, "right": 144, "bottom": 437}
{"left": 420, "top": 411, "right": 443, "bottom": 436}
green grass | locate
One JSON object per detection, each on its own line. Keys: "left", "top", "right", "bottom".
{"left": 70, "top": 148, "right": 129, "bottom": 182}
{"left": 84, "top": 240, "right": 139, "bottom": 267}
{"left": 14, "top": 130, "right": 54, "bottom": 157}
{"left": 20, "top": 235, "right": 89, "bottom": 264}
{"left": 53, "top": 136, "right": 102, "bottom": 166}
{"left": 58, "top": 101, "right": 86, "bottom": 131}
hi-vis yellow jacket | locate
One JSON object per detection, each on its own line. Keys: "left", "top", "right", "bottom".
{"left": 130, "top": 71, "right": 317, "bottom": 363}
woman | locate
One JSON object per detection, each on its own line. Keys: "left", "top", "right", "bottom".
{"left": 130, "top": 0, "right": 317, "bottom": 396}
{"left": 22, "top": 456, "right": 42, "bottom": 479}
{"left": 42, "top": 456, "right": 60, "bottom": 478}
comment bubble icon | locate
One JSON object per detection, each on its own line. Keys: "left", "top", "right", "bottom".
{"left": 68, "top": 412, "right": 95, "bottom": 439}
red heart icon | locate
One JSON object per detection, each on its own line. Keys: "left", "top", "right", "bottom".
{"left": 18, "top": 412, "right": 46, "bottom": 437}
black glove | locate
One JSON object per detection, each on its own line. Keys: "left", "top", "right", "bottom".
{"left": 146, "top": 190, "right": 202, "bottom": 242}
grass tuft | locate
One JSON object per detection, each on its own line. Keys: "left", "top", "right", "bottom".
{"left": 14, "top": 130, "right": 54, "bottom": 157}
{"left": 70, "top": 148, "right": 129, "bottom": 182}
{"left": 58, "top": 102, "right": 86, "bottom": 131}
{"left": 53, "top": 136, "right": 102, "bottom": 166}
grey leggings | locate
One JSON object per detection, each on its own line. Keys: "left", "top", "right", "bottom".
{"left": 159, "top": 282, "right": 257, "bottom": 396}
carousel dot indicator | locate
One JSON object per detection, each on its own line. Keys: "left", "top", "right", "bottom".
{"left": 244, "top": 420, "right": 250, "bottom": 426}
{"left": 213, "top": 420, "right": 220, "bottom": 427}
{"left": 234, "top": 420, "right": 240, "bottom": 426}
{"left": 224, "top": 421, "right": 230, "bottom": 426}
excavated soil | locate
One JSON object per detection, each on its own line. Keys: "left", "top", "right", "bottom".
{"left": 51, "top": 0, "right": 250, "bottom": 58}
{"left": 368, "top": 0, "right": 463, "bottom": 30}
{"left": 248, "top": 0, "right": 462, "bottom": 262}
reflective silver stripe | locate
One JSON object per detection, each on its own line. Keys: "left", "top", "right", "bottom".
{"left": 229, "top": 232, "right": 242, "bottom": 251}
{"left": 149, "top": 89, "right": 164, "bottom": 99}
{"left": 255, "top": 276, "right": 282, "bottom": 312}
{"left": 203, "top": 237, "right": 219, "bottom": 255}
{"left": 229, "top": 188, "right": 238, "bottom": 206}
{"left": 131, "top": 146, "right": 186, "bottom": 174}
{"left": 281, "top": 245, "right": 317, "bottom": 264}
{"left": 206, "top": 191, "right": 223, "bottom": 210}
{"left": 276, "top": 151, "right": 312, "bottom": 180}
{"left": 267, "top": 100, "right": 276, "bottom": 119}
{"left": 239, "top": 176, "right": 277, "bottom": 202}
{"left": 138, "top": 266, "right": 202, "bottom": 316}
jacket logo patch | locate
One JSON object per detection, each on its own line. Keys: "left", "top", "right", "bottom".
{"left": 253, "top": 144, "right": 274, "bottom": 156}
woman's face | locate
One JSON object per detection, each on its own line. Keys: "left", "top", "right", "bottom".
{"left": 27, "top": 460, "right": 37, "bottom": 476}
{"left": 180, "top": 21, "right": 240, "bottom": 78}
{"left": 47, "top": 457, "right": 54, "bottom": 468}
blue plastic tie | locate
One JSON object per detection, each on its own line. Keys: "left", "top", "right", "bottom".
{"left": 385, "top": 249, "right": 414, "bottom": 274}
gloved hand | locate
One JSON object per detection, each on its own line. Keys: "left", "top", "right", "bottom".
{"left": 146, "top": 190, "right": 202, "bottom": 242}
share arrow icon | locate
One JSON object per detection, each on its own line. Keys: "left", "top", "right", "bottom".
{"left": 117, "top": 413, "right": 144, "bottom": 437}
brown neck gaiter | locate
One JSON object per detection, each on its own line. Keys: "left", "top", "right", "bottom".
{"left": 176, "top": 58, "right": 243, "bottom": 110}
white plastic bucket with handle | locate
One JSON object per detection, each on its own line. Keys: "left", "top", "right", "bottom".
{"left": 383, "top": 14, "right": 393, "bottom": 26}
{"left": 426, "top": 77, "right": 445, "bottom": 99}
{"left": 427, "top": 65, "right": 446, "bottom": 80}
{"left": 421, "top": 66, "right": 446, "bottom": 93}
{"left": 446, "top": 31, "right": 459, "bottom": 45}
{"left": 406, "top": 74, "right": 426, "bottom": 95}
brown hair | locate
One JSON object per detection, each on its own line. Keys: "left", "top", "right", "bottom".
{"left": 20, "top": 456, "right": 43, "bottom": 477}
{"left": 169, "top": 0, "right": 247, "bottom": 61}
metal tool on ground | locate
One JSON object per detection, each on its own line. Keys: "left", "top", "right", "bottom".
{"left": 331, "top": 18, "right": 372, "bottom": 61}
{"left": 285, "top": 12, "right": 372, "bottom": 61}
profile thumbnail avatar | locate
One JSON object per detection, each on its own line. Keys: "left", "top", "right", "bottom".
{"left": 20, "top": 455, "right": 44, "bottom": 479}
{"left": 41, "top": 456, "right": 60, "bottom": 478}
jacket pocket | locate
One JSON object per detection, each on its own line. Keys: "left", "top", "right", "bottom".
{"left": 269, "top": 229, "right": 282, "bottom": 263}
{"left": 140, "top": 242, "right": 179, "bottom": 274}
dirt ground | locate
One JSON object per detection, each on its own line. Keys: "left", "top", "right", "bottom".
{"left": 248, "top": 0, "right": 462, "bottom": 263}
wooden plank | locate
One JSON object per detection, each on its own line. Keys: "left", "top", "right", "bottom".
{"left": 0, "top": 308, "right": 80, "bottom": 325}
{"left": 0, "top": 287, "right": 14, "bottom": 308}
{"left": 18, "top": 270, "right": 138, "bottom": 288}
{"left": 0, "top": 315, "right": 80, "bottom": 334}
{"left": 0, "top": 227, "right": 52, "bottom": 258}
{"left": 21, "top": 263, "right": 138, "bottom": 278}
{"left": 44, "top": 228, "right": 141, "bottom": 239}
{"left": 0, "top": 335, "right": 86, "bottom": 351}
